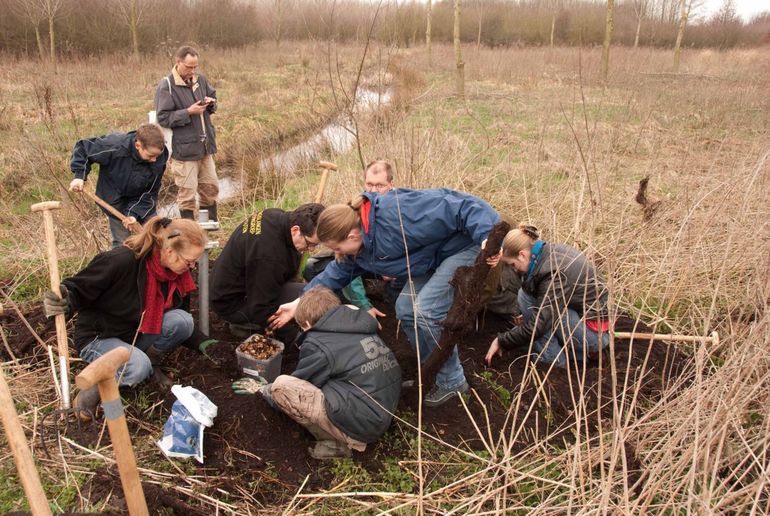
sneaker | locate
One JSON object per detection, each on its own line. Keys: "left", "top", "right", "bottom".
{"left": 308, "top": 440, "right": 352, "bottom": 460}
{"left": 424, "top": 381, "right": 470, "bottom": 407}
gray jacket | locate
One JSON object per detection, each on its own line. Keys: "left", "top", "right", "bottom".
{"left": 293, "top": 306, "right": 401, "bottom": 443}
{"left": 498, "top": 242, "right": 610, "bottom": 350}
{"left": 154, "top": 67, "right": 217, "bottom": 160}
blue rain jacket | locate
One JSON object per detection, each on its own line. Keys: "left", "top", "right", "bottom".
{"left": 307, "top": 188, "right": 500, "bottom": 291}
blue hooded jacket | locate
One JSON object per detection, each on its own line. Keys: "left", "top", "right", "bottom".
{"left": 306, "top": 188, "right": 500, "bottom": 291}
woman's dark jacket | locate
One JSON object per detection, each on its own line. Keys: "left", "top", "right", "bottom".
{"left": 497, "top": 243, "right": 610, "bottom": 350}
{"left": 62, "top": 246, "right": 188, "bottom": 352}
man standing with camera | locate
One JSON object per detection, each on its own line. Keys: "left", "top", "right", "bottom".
{"left": 155, "top": 45, "right": 219, "bottom": 221}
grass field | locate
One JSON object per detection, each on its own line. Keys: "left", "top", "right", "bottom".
{"left": 1, "top": 42, "right": 769, "bottom": 513}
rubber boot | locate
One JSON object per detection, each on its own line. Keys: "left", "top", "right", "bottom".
{"left": 73, "top": 385, "right": 100, "bottom": 422}
{"left": 144, "top": 345, "right": 174, "bottom": 387}
{"left": 200, "top": 203, "right": 218, "bottom": 222}
{"left": 179, "top": 209, "right": 194, "bottom": 220}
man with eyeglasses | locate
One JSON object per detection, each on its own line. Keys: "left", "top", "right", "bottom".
{"left": 68, "top": 123, "right": 169, "bottom": 248}
{"left": 154, "top": 45, "right": 220, "bottom": 221}
{"left": 301, "top": 160, "right": 396, "bottom": 321}
{"left": 363, "top": 159, "right": 394, "bottom": 194}
{"left": 210, "top": 203, "right": 325, "bottom": 343}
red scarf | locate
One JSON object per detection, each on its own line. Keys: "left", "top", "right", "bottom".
{"left": 140, "top": 249, "right": 196, "bottom": 335}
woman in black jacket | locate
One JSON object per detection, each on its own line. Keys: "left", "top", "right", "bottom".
{"left": 485, "top": 224, "right": 611, "bottom": 368}
{"left": 43, "top": 216, "right": 207, "bottom": 416}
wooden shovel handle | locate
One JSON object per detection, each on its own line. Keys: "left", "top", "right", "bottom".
{"left": 82, "top": 189, "right": 140, "bottom": 234}
{"left": 32, "top": 203, "right": 71, "bottom": 408}
{"left": 614, "top": 331, "right": 719, "bottom": 344}
{"left": 314, "top": 161, "right": 337, "bottom": 204}
{"left": 0, "top": 366, "right": 52, "bottom": 516}
{"left": 75, "top": 347, "right": 149, "bottom": 516}
{"left": 75, "top": 347, "right": 131, "bottom": 390}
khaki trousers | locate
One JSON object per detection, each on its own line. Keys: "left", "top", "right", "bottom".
{"left": 171, "top": 154, "right": 219, "bottom": 211}
{"left": 271, "top": 375, "right": 367, "bottom": 452}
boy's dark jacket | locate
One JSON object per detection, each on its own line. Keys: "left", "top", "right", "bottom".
{"left": 210, "top": 209, "right": 300, "bottom": 325}
{"left": 62, "top": 246, "right": 192, "bottom": 352}
{"left": 293, "top": 305, "right": 401, "bottom": 443}
{"left": 70, "top": 131, "right": 168, "bottom": 222}
{"left": 497, "top": 242, "right": 610, "bottom": 350}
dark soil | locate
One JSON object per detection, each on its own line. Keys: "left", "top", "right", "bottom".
{"left": 0, "top": 280, "right": 692, "bottom": 511}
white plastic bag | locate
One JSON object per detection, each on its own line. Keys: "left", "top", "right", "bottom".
{"left": 157, "top": 385, "right": 218, "bottom": 464}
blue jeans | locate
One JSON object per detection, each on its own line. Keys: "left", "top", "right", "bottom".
{"left": 518, "top": 290, "right": 609, "bottom": 367}
{"left": 79, "top": 309, "right": 194, "bottom": 387}
{"left": 395, "top": 245, "right": 479, "bottom": 390}
{"left": 107, "top": 215, "right": 132, "bottom": 248}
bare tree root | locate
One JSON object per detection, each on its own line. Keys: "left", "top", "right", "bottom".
{"left": 421, "top": 220, "right": 511, "bottom": 388}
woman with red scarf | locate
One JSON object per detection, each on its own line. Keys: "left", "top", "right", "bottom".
{"left": 42, "top": 216, "right": 207, "bottom": 417}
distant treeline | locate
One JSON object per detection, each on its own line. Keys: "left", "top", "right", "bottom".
{"left": 1, "top": 0, "right": 768, "bottom": 58}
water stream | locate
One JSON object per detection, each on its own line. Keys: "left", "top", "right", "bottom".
{"left": 158, "top": 85, "right": 392, "bottom": 217}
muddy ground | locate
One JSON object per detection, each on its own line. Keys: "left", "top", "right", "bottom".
{"left": 0, "top": 282, "right": 690, "bottom": 513}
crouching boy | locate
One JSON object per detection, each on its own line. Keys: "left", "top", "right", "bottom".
{"left": 271, "top": 286, "right": 401, "bottom": 459}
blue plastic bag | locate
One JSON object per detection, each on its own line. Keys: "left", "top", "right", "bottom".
{"left": 157, "top": 386, "right": 217, "bottom": 464}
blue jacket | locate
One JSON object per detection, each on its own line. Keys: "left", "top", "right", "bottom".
{"left": 70, "top": 131, "right": 168, "bottom": 221}
{"left": 306, "top": 188, "right": 500, "bottom": 291}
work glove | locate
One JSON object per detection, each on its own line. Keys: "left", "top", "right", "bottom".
{"left": 231, "top": 376, "right": 268, "bottom": 395}
{"left": 232, "top": 377, "right": 275, "bottom": 407}
{"left": 43, "top": 285, "right": 69, "bottom": 318}
{"left": 198, "top": 338, "right": 220, "bottom": 365}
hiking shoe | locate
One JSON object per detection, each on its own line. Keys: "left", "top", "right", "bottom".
{"left": 73, "top": 385, "right": 100, "bottom": 421}
{"left": 424, "top": 381, "right": 470, "bottom": 407}
{"left": 150, "top": 366, "right": 174, "bottom": 387}
{"left": 308, "top": 440, "right": 352, "bottom": 460}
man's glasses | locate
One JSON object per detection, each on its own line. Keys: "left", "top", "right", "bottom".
{"left": 365, "top": 182, "right": 390, "bottom": 191}
{"left": 303, "top": 235, "right": 319, "bottom": 250}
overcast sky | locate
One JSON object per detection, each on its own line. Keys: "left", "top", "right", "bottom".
{"left": 695, "top": 0, "right": 769, "bottom": 22}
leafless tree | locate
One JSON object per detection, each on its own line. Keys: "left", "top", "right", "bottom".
{"left": 271, "top": 0, "right": 288, "bottom": 47}
{"left": 632, "top": 0, "right": 648, "bottom": 48}
{"left": 550, "top": 12, "right": 556, "bottom": 48}
{"left": 117, "top": 0, "right": 146, "bottom": 59}
{"left": 475, "top": 0, "right": 483, "bottom": 51}
{"left": 673, "top": 0, "right": 689, "bottom": 72}
{"left": 454, "top": 0, "right": 464, "bottom": 97}
{"left": 10, "top": 0, "right": 46, "bottom": 60}
{"left": 601, "top": 0, "right": 614, "bottom": 82}
{"left": 41, "top": 0, "right": 64, "bottom": 63}
{"left": 425, "top": 0, "right": 432, "bottom": 63}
